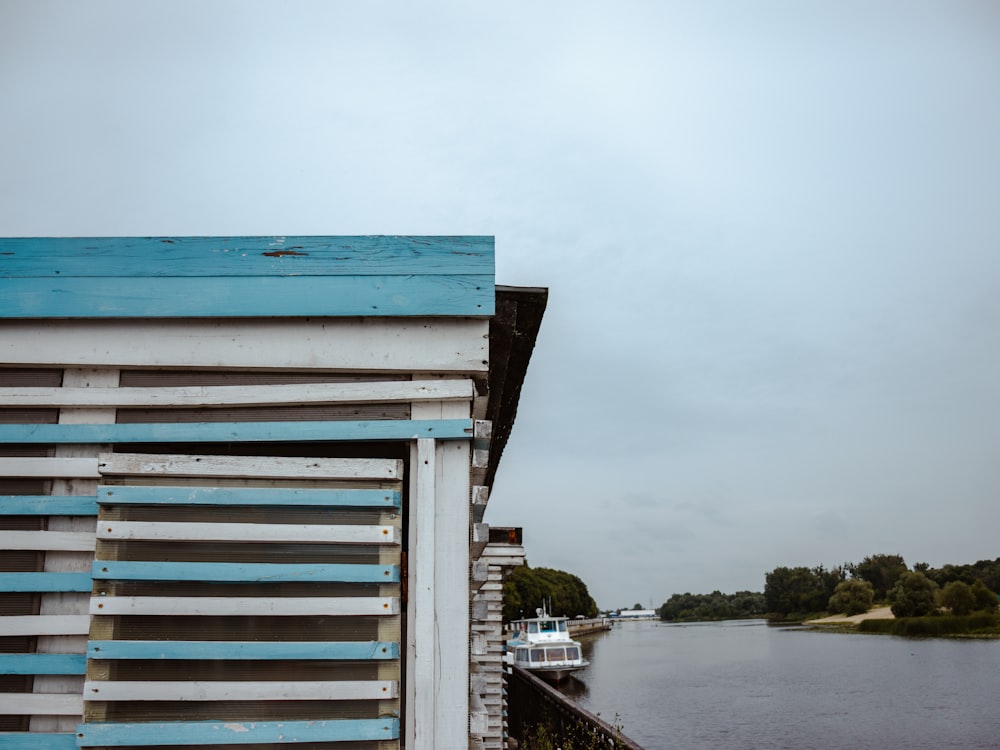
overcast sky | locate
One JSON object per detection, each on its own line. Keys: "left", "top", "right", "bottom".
{"left": 3, "top": 1, "right": 999, "bottom": 608}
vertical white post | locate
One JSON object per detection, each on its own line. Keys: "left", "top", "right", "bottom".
{"left": 407, "top": 437, "right": 437, "bottom": 748}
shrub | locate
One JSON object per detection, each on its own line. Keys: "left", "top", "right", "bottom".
{"left": 828, "top": 579, "right": 875, "bottom": 615}
{"left": 938, "top": 581, "right": 975, "bottom": 616}
{"left": 970, "top": 580, "right": 998, "bottom": 612}
{"left": 888, "top": 571, "right": 938, "bottom": 617}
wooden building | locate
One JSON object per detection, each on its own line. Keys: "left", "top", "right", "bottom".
{"left": 0, "top": 237, "right": 544, "bottom": 750}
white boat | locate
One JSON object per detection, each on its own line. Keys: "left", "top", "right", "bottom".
{"left": 506, "top": 606, "right": 589, "bottom": 682}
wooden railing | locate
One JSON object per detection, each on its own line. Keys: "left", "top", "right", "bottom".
{"left": 506, "top": 665, "right": 644, "bottom": 749}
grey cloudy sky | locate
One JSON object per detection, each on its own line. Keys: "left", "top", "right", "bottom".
{"left": 3, "top": 1, "right": 999, "bottom": 608}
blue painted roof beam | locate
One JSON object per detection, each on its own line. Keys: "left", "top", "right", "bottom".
{"left": 0, "top": 236, "right": 494, "bottom": 318}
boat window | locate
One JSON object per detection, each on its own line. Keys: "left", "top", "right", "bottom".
{"left": 566, "top": 646, "right": 580, "bottom": 660}
{"left": 558, "top": 621, "right": 567, "bottom": 632}
{"left": 528, "top": 622, "right": 539, "bottom": 634}
{"left": 515, "top": 650, "right": 529, "bottom": 663}
{"left": 546, "top": 647, "right": 565, "bottom": 661}
{"left": 530, "top": 649, "right": 545, "bottom": 661}
{"left": 540, "top": 621, "right": 557, "bottom": 633}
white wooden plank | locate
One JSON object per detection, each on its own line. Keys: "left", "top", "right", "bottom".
{"left": 0, "top": 458, "right": 100, "bottom": 479}
{"left": 0, "top": 379, "right": 473, "bottom": 408}
{"left": 90, "top": 596, "right": 399, "bottom": 616}
{"left": 0, "top": 319, "right": 489, "bottom": 372}
{"left": 408, "top": 437, "right": 436, "bottom": 750}
{"left": 435, "top": 436, "right": 472, "bottom": 747}
{"left": 96, "top": 521, "right": 397, "bottom": 544}
{"left": 83, "top": 680, "right": 397, "bottom": 702}
{"left": 99, "top": 453, "right": 402, "bottom": 481}
{"left": 0, "top": 615, "right": 91, "bottom": 636}
{"left": 0, "top": 530, "right": 96, "bottom": 551}
{"left": 0, "top": 694, "right": 83, "bottom": 715}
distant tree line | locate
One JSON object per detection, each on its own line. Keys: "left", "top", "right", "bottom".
{"left": 657, "top": 590, "right": 767, "bottom": 621}
{"left": 502, "top": 564, "right": 599, "bottom": 622}
{"left": 763, "top": 553, "right": 1000, "bottom": 619}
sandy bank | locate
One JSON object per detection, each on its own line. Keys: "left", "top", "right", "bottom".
{"left": 806, "top": 605, "right": 894, "bottom": 624}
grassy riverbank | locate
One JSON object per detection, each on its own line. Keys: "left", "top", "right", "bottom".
{"left": 806, "top": 607, "right": 1000, "bottom": 637}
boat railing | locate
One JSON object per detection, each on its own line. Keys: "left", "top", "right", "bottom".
{"left": 505, "top": 664, "right": 644, "bottom": 750}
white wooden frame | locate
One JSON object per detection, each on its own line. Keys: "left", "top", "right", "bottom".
{"left": 96, "top": 521, "right": 398, "bottom": 545}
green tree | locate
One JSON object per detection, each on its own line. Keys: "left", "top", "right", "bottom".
{"left": 938, "top": 581, "right": 975, "bottom": 615}
{"left": 888, "top": 571, "right": 938, "bottom": 617}
{"left": 828, "top": 579, "right": 875, "bottom": 616}
{"left": 970, "top": 580, "right": 998, "bottom": 613}
{"left": 850, "top": 554, "right": 908, "bottom": 600}
{"left": 502, "top": 564, "right": 598, "bottom": 622}
{"left": 764, "top": 565, "right": 844, "bottom": 616}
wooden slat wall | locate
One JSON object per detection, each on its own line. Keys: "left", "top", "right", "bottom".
{"left": 1, "top": 363, "right": 478, "bottom": 749}
{"left": 86, "top": 452, "right": 403, "bottom": 747}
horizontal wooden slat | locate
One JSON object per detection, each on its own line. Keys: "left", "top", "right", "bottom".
{"left": 83, "top": 679, "right": 397, "bottom": 702}
{"left": 90, "top": 596, "right": 398, "bottom": 616}
{"left": 0, "top": 734, "right": 78, "bottom": 750}
{"left": 0, "top": 694, "right": 83, "bottom": 715}
{"left": 92, "top": 561, "right": 399, "bottom": 583}
{"left": 0, "top": 458, "right": 100, "bottom": 479}
{"left": 0, "top": 275, "right": 493, "bottom": 318}
{"left": 0, "top": 236, "right": 493, "bottom": 276}
{"left": 0, "top": 379, "right": 473, "bottom": 408}
{"left": 0, "top": 615, "right": 90, "bottom": 636}
{"left": 0, "top": 318, "right": 490, "bottom": 372}
{"left": 87, "top": 640, "right": 399, "bottom": 660}
{"left": 74, "top": 717, "right": 400, "bottom": 746}
{"left": 0, "top": 653, "right": 86, "bottom": 674}
{"left": 0, "top": 495, "right": 99, "bottom": 515}
{"left": 0, "top": 572, "right": 92, "bottom": 592}
{"left": 96, "top": 521, "right": 396, "bottom": 545}
{"left": 100, "top": 453, "right": 402, "bottom": 481}
{"left": 0, "top": 529, "right": 96, "bottom": 551}
{"left": 0, "top": 419, "right": 473, "bottom": 444}
{"left": 98, "top": 486, "right": 399, "bottom": 508}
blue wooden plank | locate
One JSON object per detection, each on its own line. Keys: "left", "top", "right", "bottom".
{"left": 0, "top": 275, "right": 493, "bottom": 318}
{"left": 0, "top": 572, "right": 91, "bottom": 592}
{"left": 0, "top": 419, "right": 473, "bottom": 444}
{"left": 0, "top": 653, "right": 86, "bottom": 675}
{"left": 75, "top": 718, "right": 399, "bottom": 746}
{"left": 87, "top": 640, "right": 399, "bottom": 661}
{"left": 92, "top": 561, "right": 399, "bottom": 584}
{"left": 0, "top": 495, "right": 99, "bottom": 515}
{"left": 0, "top": 734, "right": 78, "bottom": 750}
{"left": 0, "top": 236, "right": 493, "bottom": 277}
{"left": 98, "top": 486, "right": 399, "bottom": 508}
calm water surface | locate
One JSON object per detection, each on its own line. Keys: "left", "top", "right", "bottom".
{"left": 556, "top": 619, "right": 998, "bottom": 749}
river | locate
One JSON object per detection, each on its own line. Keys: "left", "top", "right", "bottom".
{"left": 555, "top": 619, "right": 998, "bottom": 749}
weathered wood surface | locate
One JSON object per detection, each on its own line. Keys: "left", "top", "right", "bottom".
{"left": 0, "top": 379, "right": 473, "bottom": 407}
{"left": 97, "top": 486, "right": 399, "bottom": 508}
{"left": 0, "top": 318, "right": 490, "bottom": 371}
{"left": 0, "top": 733, "right": 77, "bottom": 749}
{"left": 91, "top": 561, "right": 399, "bottom": 583}
{"left": 0, "top": 495, "right": 99, "bottom": 515}
{"left": 0, "top": 419, "right": 473, "bottom": 444}
{"left": 99, "top": 453, "right": 402, "bottom": 480}
{"left": 0, "top": 653, "right": 86, "bottom": 674}
{"left": 74, "top": 717, "right": 399, "bottom": 746}
{"left": 1, "top": 275, "right": 493, "bottom": 317}
{"left": 83, "top": 679, "right": 398, "bottom": 702}
{"left": 0, "top": 236, "right": 493, "bottom": 276}
{"left": 89, "top": 595, "right": 399, "bottom": 616}
{"left": 0, "top": 615, "right": 90, "bottom": 636}
{"left": 0, "top": 457, "right": 100, "bottom": 478}
{"left": 0, "top": 573, "right": 92, "bottom": 592}
{"left": 87, "top": 640, "right": 399, "bottom": 660}
{"left": 0, "top": 530, "right": 96, "bottom": 550}
{"left": 95, "top": 521, "right": 398, "bottom": 545}
{"left": 0, "top": 694, "right": 83, "bottom": 715}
